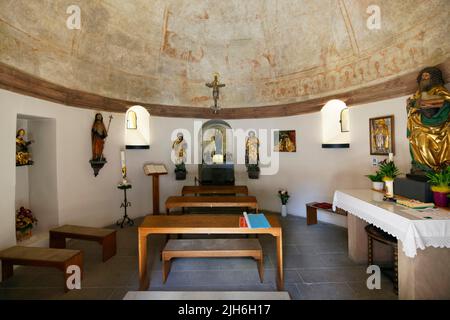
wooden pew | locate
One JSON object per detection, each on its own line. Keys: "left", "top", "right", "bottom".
{"left": 162, "top": 239, "right": 263, "bottom": 283}
{"left": 0, "top": 246, "right": 83, "bottom": 292}
{"left": 165, "top": 196, "right": 258, "bottom": 214}
{"left": 49, "top": 225, "right": 117, "bottom": 262}
{"left": 182, "top": 185, "right": 248, "bottom": 196}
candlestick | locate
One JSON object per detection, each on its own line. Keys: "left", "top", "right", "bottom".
{"left": 388, "top": 153, "right": 394, "bottom": 162}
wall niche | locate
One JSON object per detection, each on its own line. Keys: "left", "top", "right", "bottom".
{"left": 15, "top": 114, "right": 58, "bottom": 244}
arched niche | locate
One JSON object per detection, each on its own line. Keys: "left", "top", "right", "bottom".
{"left": 321, "top": 99, "right": 350, "bottom": 148}
{"left": 200, "top": 120, "right": 233, "bottom": 164}
{"left": 125, "top": 105, "right": 150, "bottom": 149}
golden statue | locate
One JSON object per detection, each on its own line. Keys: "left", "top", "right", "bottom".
{"left": 407, "top": 67, "right": 450, "bottom": 173}
{"left": 16, "top": 128, "right": 33, "bottom": 165}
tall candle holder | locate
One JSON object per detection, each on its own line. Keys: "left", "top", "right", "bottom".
{"left": 117, "top": 183, "right": 133, "bottom": 228}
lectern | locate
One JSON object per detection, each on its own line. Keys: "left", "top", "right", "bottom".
{"left": 144, "top": 164, "right": 168, "bottom": 215}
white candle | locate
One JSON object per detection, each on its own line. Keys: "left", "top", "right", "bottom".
{"left": 120, "top": 150, "right": 126, "bottom": 168}
{"left": 388, "top": 153, "right": 394, "bottom": 162}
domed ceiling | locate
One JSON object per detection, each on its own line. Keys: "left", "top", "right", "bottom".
{"left": 0, "top": 0, "right": 449, "bottom": 118}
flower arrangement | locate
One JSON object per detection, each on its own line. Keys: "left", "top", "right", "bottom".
{"left": 16, "top": 207, "right": 37, "bottom": 241}
{"left": 278, "top": 189, "right": 290, "bottom": 205}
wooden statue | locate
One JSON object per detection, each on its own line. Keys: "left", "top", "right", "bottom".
{"left": 90, "top": 113, "right": 112, "bottom": 176}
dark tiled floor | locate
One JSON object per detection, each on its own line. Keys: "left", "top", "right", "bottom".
{"left": 0, "top": 215, "right": 398, "bottom": 300}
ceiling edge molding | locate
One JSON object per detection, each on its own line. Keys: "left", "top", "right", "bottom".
{"left": 0, "top": 59, "right": 449, "bottom": 119}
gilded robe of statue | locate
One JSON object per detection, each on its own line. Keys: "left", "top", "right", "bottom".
{"left": 407, "top": 67, "right": 450, "bottom": 172}
{"left": 92, "top": 113, "right": 108, "bottom": 161}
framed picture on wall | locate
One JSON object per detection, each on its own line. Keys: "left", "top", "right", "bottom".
{"left": 369, "top": 115, "right": 395, "bottom": 155}
{"left": 274, "top": 130, "right": 296, "bottom": 152}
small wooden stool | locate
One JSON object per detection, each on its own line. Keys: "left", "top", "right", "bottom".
{"left": 365, "top": 224, "right": 398, "bottom": 294}
{"left": 50, "top": 225, "right": 117, "bottom": 262}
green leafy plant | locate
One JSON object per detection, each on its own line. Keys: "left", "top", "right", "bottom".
{"left": 366, "top": 171, "right": 384, "bottom": 182}
{"left": 378, "top": 160, "right": 400, "bottom": 181}
{"left": 426, "top": 166, "right": 450, "bottom": 193}
{"left": 278, "top": 189, "right": 290, "bottom": 205}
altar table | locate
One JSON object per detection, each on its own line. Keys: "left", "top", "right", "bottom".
{"left": 333, "top": 189, "right": 450, "bottom": 299}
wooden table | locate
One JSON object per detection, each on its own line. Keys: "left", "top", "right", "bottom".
{"left": 182, "top": 185, "right": 249, "bottom": 196}
{"left": 165, "top": 196, "right": 258, "bottom": 214}
{"left": 138, "top": 214, "right": 283, "bottom": 290}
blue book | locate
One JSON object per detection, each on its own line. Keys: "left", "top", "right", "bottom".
{"left": 244, "top": 213, "right": 271, "bottom": 229}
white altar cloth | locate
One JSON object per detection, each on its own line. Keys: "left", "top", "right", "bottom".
{"left": 333, "top": 189, "right": 450, "bottom": 258}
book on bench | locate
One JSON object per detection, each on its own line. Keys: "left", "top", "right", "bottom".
{"left": 242, "top": 212, "right": 271, "bottom": 229}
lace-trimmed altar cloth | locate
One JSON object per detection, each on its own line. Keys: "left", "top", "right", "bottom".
{"left": 332, "top": 189, "right": 450, "bottom": 258}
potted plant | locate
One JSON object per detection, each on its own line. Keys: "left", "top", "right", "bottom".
{"left": 378, "top": 160, "right": 400, "bottom": 198}
{"left": 247, "top": 164, "right": 260, "bottom": 179}
{"left": 175, "top": 162, "right": 187, "bottom": 180}
{"left": 426, "top": 166, "right": 450, "bottom": 207}
{"left": 366, "top": 171, "right": 384, "bottom": 191}
{"left": 16, "top": 207, "right": 37, "bottom": 241}
{"left": 278, "top": 189, "right": 290, "bottom": 217}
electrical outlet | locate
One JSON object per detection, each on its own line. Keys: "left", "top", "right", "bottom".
{"left": 372, "top": 158, "right": 378, "bottom": 166}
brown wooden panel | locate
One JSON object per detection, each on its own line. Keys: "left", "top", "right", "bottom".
{"left": 1, "top": 59, "right": 449, "bottom": 119}
{"left": 182, "top": 185, "right": 249, "bottom": 195}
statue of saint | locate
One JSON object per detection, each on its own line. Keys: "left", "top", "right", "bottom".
{"left": 246, "top": 131, "right": 259, "bottom": 165}
{"left": 91, "top": 113, "right": 108, "bottom": 161}
{"left": 407, "top": 67, "right": 450, "bottom": 173}
{"left": 16, "top": 128, "right": 33, "bottom": 165}
{"left": 172, "top": 132, "right": 187, "bottom": 165}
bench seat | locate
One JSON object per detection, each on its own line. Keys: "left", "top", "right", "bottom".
{"left": 162, "top": 238, "right": 264, "bottom": 283}
{"left": 49, "top": 225, "right": 116, "bottom": 262}
{"left": 0, "top": 246, "right": 83, "bottom": 292}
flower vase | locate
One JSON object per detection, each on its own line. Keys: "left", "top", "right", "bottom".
{"left": 384, "top": 179, "right": 394, "bottom": 198}
{"left": 433, "top": 191, "right": 448, "bottom": 207}
{"left": 16, "top": 227, "right": 32, "bottom": 242}
{"left": 281, "top": 204, "right": 287, "bottom": 217}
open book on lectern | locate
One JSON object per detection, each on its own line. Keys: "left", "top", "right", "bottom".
{"left": 143, "top": 163, "right": 168, "bottom": 175}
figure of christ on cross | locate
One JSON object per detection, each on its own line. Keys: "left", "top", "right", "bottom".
{"left": 205, "top": 73, "right": 225, "bottom": 113}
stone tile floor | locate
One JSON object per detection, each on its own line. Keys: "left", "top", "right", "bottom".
{"left": 0, "top": 215, "right": 398, "bottom": 300}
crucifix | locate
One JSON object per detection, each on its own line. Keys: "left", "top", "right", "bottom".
{"left": 205, "top": 73, "right": 225, "bottom": 113}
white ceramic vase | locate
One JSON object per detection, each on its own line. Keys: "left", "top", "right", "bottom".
{"left": 384, "top": 179, "right": 394, "bottom": 197}
{"left": 372, "top": 181, "right": 384, "bottom": 191}
{"left": 281, "top": 204, "right": 287, "bottom": 217}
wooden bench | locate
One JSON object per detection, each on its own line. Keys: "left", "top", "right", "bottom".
{"left": 182, "top": 185, "right": 249, "bottom": 196}
{"left": 49, "top": 225, "right": 117, "bottom": 262}
{"left": 0, "top": 246, "right": 83, "bottom": 292}
{"left": 162, "top": 239, "right": 264, "bottom": 283}
{"left": 306, "top": 202, "right": 348, "bottom": 225}
{"left": 165, "top": 196, "right": 258, "bottom": 214}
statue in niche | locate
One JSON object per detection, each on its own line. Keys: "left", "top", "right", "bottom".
{"left": 172, "top": 132, "right": 187, "bottom": 165}
{"left": 407, "top": 67, "right": 450, "bottom": 174}
{"left": 16, "top": 128, "right": 34, "bottom": 166}
{"left": 246, "top": 131, "right": 259, "bottom": 165}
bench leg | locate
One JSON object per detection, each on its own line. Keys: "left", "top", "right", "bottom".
{"left": 49, "top": 233, "right": 66, "bottom": 249}
{"left": 1, "top": 261, "right": 13, "bottom": 281}
{"left": 256, "top": 255, "right": 264, "bottom": 283}
{"left": 102, "top": 233, "right": 117, "bottom": 262}
{"left": 162, "top": 258, "right": 171, "bottom": 284}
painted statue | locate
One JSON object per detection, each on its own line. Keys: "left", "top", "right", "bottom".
{"left": 172, "top": 132, "right": 187, "bottom": 165}
{"left": 16, "top": 128, "right": 33, "bottom": 165}
{"left": 246, "top": 131, "right": 259, "bottom": 165}
{"left": 407, "top": 67, "right": 450, "bottom": 173}
{"left": 91, "top": 113, "right": 108, "bottom": 161}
